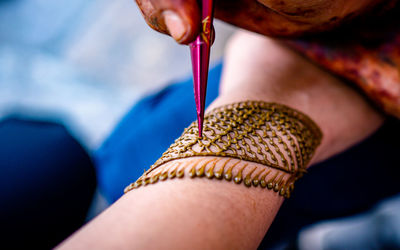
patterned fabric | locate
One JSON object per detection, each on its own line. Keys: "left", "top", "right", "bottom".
{"left": 289, "top": 1, "right": 400, "bottom": 118}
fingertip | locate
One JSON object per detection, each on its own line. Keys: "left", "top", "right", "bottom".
{"left": 175, "top": 25, "right": 199, "bottom": 45}
{"left": 163, "top": 10, "right": 190, "bottom": 42}
{"left": 146, "top": 0, "right": 201, "bottom": 44}
{"left": 170, "top": 12, "right": 200, "bottom": 44}
{"left": 166, "top": 0, "right": 200, "bottom": 44}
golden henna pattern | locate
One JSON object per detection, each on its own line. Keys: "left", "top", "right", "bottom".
{"left": 125, "top": 157, "right": 298, "bottom": 198}
{"left": 125, "top": 101, "right": 322, "bottom": 197}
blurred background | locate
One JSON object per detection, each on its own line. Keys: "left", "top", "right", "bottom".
{"left": 0, "top": 0, "right": 234, "bottom": 247}
{"left": 2, "top": 1, "right": 399, "bottom": 249}
{"left": 0, "top": 0, "right": 235, "bottom": 150}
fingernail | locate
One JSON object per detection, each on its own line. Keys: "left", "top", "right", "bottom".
{"left": 163, "top": 10, "right": 187, "bottom": 42}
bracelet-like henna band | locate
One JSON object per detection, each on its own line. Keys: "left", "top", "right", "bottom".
{"left": 125, "top": 101, "right": 322, "bottom": 198}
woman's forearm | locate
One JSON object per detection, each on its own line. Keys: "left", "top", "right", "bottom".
{"left": 59, "top": 158, "right": 283, "bottom": 249}
{"left": 58, "top": 31, "right": 383, "bottom": 249}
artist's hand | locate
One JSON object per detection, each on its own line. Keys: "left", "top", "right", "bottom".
{"left": 134, "top": 0, "right": 384, "bottom": 43}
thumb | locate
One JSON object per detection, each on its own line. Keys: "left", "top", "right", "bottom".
{"left": 136, "top": 0, "right": 201, "bottom": 44}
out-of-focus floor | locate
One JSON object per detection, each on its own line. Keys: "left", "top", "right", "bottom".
{"left": 0, "top": 0, "right": 235, "bottom": 150}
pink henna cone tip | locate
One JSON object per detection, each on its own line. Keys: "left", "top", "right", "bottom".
{"left": 190, "top": 0, "right": 214, "bottom": 138}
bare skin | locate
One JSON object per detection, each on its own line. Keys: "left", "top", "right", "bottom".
{"left": 58, "top": 31, "right": 383, "bottom": 249}
{"left": 134, "top": 0, "right": 387, "bottom": 43}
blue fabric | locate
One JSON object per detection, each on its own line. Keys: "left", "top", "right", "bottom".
{"left": 95, "top": 63, "right": 223, "bottom": 202}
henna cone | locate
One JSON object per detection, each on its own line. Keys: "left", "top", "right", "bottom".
{"left": 190, "top": 0, "right": 214, "bottom": 137}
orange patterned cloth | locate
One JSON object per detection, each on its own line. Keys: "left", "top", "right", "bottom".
{"left": 289, "top": 2, "right": 400, "bottom": 118}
